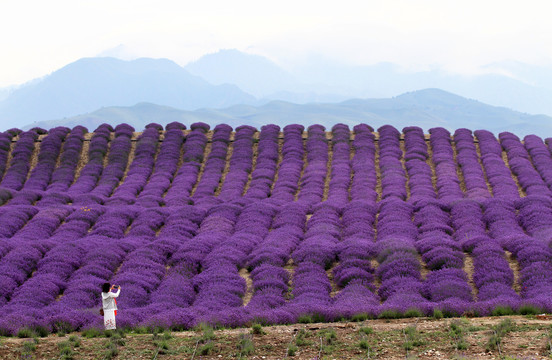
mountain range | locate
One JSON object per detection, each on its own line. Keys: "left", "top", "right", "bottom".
{"left": 0, "top": 57, "right": 254, "bottom": 129}
{"left": 25, "top": 89, "right": 552, "bottom": 137}
{"left": 2, "top": 50, "right": 552, "bottom": 136}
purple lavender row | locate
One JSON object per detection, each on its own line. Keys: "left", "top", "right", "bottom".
{"left": 270, "top": 124, "right": 304, "bottom": 202}
{"left": 332, "top": 201, "right": 379, "bottom": 318}
{"left": 523, "top": 135, "right": 552, "bottom": 193}
{"left": 378, "top": 125, "right": 408, "bottom": 200}
{"left": 376, "top": 199, "right": 430, "bottom": 314}
{"left": 218, "top": 125, "right": 256, "bottom": 202}
{"left": 163, "top": 123, "right": 209, "bottom": 206}
{"left": 499, "top": 132, "right": 551, "bottom": 197}
{"left": 451, "top": 200, "right": 519, "bottom": 314}
{"left": 245, "top": 203, "right": 308, "bottom": 324}
{"left": 428, "top": 127, "right": 463, "bottom": 201}
{"left": 484, "top": 198, "right": 552, "bottom": 311}
{"left": 187, "top": 203, "right": 277, "bottom": 327}
{"left": 0, "top": 207, "right": 73, "bottom": 309}
{"left": 287, "top": 203, "right": 339, "bottom": 321}
{"left": 0, "top": 205, "right": 38, "bottom": 238}
{"left": 42, "top": 207, "right": 143, "bottom": 331}
{"left": 414, "top": 199, "right": 473, "bottom": 315}
{"left": 21, "top": 127, "right": 70, "bottom": 193}
{"left": 244, "top": 124, "right": 280, "bottom": 200}
{"left": 111, "top": 207, "right": 204, "bottom": 329}
{"left": 474, "top": 130, "right": 519, "bottom": 199}
{"left": 106, "top": 126, "right": 160, "bottom": 205}
{"left": 67, "top": 124, "right": 112, "bottom": 199}
{"left": 297, "top": 125, "right": 328, "bottom": 205}
{"left": 136, "top": 122, "right": 186, "bottom": 206}
{"left": 453, "top": 129, "right": 491, "bottom": 200}
{"left": 0, "top": 132, "right": 13, "bottom": 181}
{"left": 142, "top": 204, "right": 241, "bottom": 328}
{"left": 42, "top": 126, "right": 87, "bottom": 200}
{"left": 349, "top": 124, "right": 377, "bottom": 202}
{"left": 103, "top": 207, "right": 202, "bottom": 328}
{"left": 88, "top": 124, "right": 135, "bottom": 199}
{"left": 326, "top": 124, "right": 351, "bottom": 206}
{"left": 517, "top": 196, "right": 552, "bottom": 247}
{"left": 0, "top": 130, "right": 39, "bottom": 190}
{"left": 403, "top": 126, "right": 436, "bottom": 201}
{"left": 0, "top": 206, "right": 103, "bottom": 333}
{"left": 192, "top": 124, "right": 232, "bottom": 202}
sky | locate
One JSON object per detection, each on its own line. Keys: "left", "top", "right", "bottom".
{"left": 1, "top": 0, "right": 551, "bottom": 87}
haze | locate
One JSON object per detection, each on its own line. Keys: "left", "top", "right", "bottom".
{"left": 1, "top": 0, "right": 551, "bottom": 87}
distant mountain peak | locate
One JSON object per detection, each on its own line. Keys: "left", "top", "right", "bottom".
{"left": 0, "top": 56, "right": 255, "bottom": 128}
{"left": 185, "top": 49, "right": 298, "bottom": 97}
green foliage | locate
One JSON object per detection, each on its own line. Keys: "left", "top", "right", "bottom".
{"left": 297, "top": 315, "right": 313, "bottom": 323}
{"left": 378, "top": 310, "right": 403, "bottom": 319}
{"left": 20, "top": 338, "right": 38, "bottom": 358}
{"left": 321, "top": 328, "right": 337, "bottom": 344}
{"left": 491, "top": 306, "right": 515, "bottom": 316}
{"left": 486, "top": 318, "right": 515, "bottom": 351}
{"left": 432, "top": 309, "right": 444, "bottom": 319}
{"left": 312, "top": 313, "right": 326, "bottom": 323}
{"left": 17, "top": 327, "right": 36, "bottom": 338}
{"left": 132, "top": 326, "right": 149, "bottom": 334}
{"left": 404, "top": 308, "right": 423, "bottom": 318}
{"left": 287, "top": 343, "right": 297, "bottom": 356}
{"left": 36, "top": 326, "right": 49, "bottom": 338}
{"left": 359, "top": 326, "right": 374, "bottom": 335}
{"left": 251, "top": 323, "right": 265, "bottom": 335}
{"left": 199, "top": 341, "right": 213, "bottom": 355}
{"left": 518, "top": 304, "right": 542, "bottom": 315}
{"left": 103, "top": 342, "right": 119, "bottom": 360}
{"left": 110, "top": 333, "right": 126, "bottom": 347}
{"left": 359, "top": 339, "right": 370, "bottom": 349}
{"left": 237, "top": 333, "right": 254, "bottom": 357}
{"left": 351, "top": 313, "right": 369, "bottom": 322}
{"left": 449, "top": 320, "right": 469, "bottom": 350}
{"left": 295, "top": 329, "right": 309, "bottom": 346}
{"left": 82, "top": 327, "right": 103, "bottom": 338}
{"left": 403, "top": 325, "right": 424, "bottom": 350}
{"left": 197, "top": 322, "right": 215, "bottom": 342}
{"left": 58, "top": 340, "right": 74, "bottom": 359}
{"left": 68, "top": 335, "right": 81, "bottom": 347}
{"left": 53, "top": 321, "right": 73, "bottom": 335}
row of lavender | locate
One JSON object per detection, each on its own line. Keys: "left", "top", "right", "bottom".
{"left": 1, "top": 122, "right": 552, "bottom": 207}
{"left": 0, "top": 194, "right": 551, "bottom": 333}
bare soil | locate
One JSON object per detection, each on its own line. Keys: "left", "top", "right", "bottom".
{"left": 2, "top": 316, "right": 552, "bottom": 359}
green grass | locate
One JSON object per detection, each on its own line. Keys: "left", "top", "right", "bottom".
{"left": 359, "top": 326, "right": 374, "bottom": 335}
{"left": 237, "top": 333, "right": 254, "bottom": 357}
{"left": 351, "top": 313, "right": 369, "bottom": 322}
{"left": 378, "top": 309, "right": 403, "bottom": 319}
{"left": 486, "top": 318, "right": 515, "bottom": 351}
{"left": 287, "top": 343, "right": 297, "bottom": 356}
{"left": 432, "top": 309, "right": 444, "bottom": 319}
{"left": 82, "top": 327, "right": 103, "bottom": 338}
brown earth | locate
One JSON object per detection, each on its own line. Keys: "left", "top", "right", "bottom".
{"left": 2, "top": 316, "right": 552, "bottom": 359}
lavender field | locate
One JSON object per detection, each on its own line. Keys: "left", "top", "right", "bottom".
{"left": 0, "top": 122, "right": 550, "bottom": 335}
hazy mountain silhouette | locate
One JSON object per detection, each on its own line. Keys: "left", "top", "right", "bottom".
{"left": 26, "top": 89, "right": 552, "bottom": 137}
{"left": 0, "top": 57, "right": 255, "bottom": 129}
{"left": 185, "top": 49, "right": 300, "bottom": 98}
{"left": 185, "top": 50, "right": 552, "bottom": 116}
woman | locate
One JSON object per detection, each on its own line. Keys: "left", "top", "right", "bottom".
{"left": 101, "top": 283, "right": 121, "bottom": 330}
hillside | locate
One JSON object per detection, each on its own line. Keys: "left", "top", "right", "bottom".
{"left": 0, "top": 121, "right": 551, "bottom": 333}
{"left": 25, "top": 89, "right": 552, "bottom": 137}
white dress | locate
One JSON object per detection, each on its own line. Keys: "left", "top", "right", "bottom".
{"left": 102, "top": 288, "right": 121, "bottom": 330}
